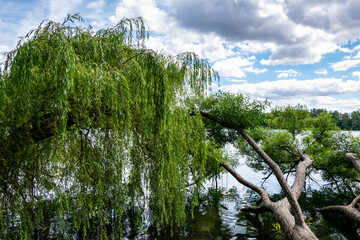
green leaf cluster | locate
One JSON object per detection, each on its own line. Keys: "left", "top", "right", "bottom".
{"left": 267, "top": 104, "right": 311, "bottom": 137}
{"left": 310, "top": 132, "right": 360, "bottom": 194}
{"left": 200, "top": 91, "right": 269, "bottom": 145}
{"left": 0, "top": 16, "right": 219, "bottom": 239}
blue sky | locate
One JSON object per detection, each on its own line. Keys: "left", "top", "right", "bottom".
{"left": 1, "top": 0, "right": 360, "bottom": 112}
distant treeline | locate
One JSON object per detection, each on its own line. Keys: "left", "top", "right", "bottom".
{"left": 310, "top": 108, "right": 360, "bottom": 130}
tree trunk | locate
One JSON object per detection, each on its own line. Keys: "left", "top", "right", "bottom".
{"left": 221, "top": 159, "right": 318, "bottom": 240}
{"left": 199, "top": 111, "right": 318, "bottom": 239}
{"left": 269, "top": 200, "right": 317, "bottom": 240}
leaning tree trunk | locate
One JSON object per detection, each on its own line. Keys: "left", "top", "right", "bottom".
{"left": 318, "top": 153, "right": 360, "bottom": 224}
{"left": 216, "top": 135, "right": 318, "bottom": 239}
{"left": 270, "top": 153, "right": 318, "bottom": 239}
{"left": 270, "top": 200, "right": 317, "bottom": 240}
{"left": 199, "top": 111, "right": 318, "bottom": 239}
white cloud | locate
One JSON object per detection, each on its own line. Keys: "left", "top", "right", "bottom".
{"left": 108, "top": 0, "right": 239, "bottom": 62}
{"left": 86, "top": 0, "right": 106, "bottom": 19}
{"left": 275, "top": 96, "right": 360, "bottom": 112}
{"left": 330, "top": 59, "right": 360, "bottom": 71}
{"left": 352, "top": 71, "right": 360, "bottom": 78}
{"left": 47, "top": 0, "right": 83, "bottom": 22}
{"left": 338, "top": 47, "right": 353, "bottom": 53}
{"left": 275, "top": 69, "right": 299, "bottom": 78}
{"left": 260, "top": 33, "right": 339, "bottom": 65}
{"left": 219, "top": 78, "right": 360, "bottom": 112}
{"left": 109, "top": 0, "right": 170, "bottom": 34}
{"left": 220, "top": 78, "right": 360, "bottom": 98}
{"left": 233, "top": 42, "right": 276, "bottom": 54}
{"left": 168, "top": 0, "right": 360, "bottom": 65}
{"left": 0, "top": 45, "right": 11, "bottom": 53}
{"left": 90, "top": 20, "right": 107, "bottom": 28}
{"left": 243, "top": 66, "right": 268, "bottom": 74}
{"left": 87, "top": 0, "right": 105, "bottom": 9}
{"left": 354, "top": 45, "right": 360, "bottom": 51}
{"left": 315, "top": 69, "right": 328, "bottom": 75}
{"left": 212, "top": 56, "right": 254, "bottom": 78}
{"left": 229, "top": 79, "right": 247, "bottom": 83}
{"left": 353, "top": 51, "right": 360, "bottom": 59}
{"left": 146, "top": 30, "right": 235, "bottom": 61}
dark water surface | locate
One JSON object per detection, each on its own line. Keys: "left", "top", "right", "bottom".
{"left": 147, "top": 184, "right": 358, "bottom": 240}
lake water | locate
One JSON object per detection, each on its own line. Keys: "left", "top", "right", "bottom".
{"left": 149, "top": 131, "right": 360, "bottom": 240}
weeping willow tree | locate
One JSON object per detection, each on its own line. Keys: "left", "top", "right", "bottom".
{"left": 0, "top": 15, "right": 222, "bottom": 239}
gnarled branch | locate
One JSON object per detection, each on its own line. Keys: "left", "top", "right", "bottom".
{"left": 220, "top": 162, "right": 270, "bottom": 203}
{"left": 318, "top": 195, "right": 360, "bottom": 225}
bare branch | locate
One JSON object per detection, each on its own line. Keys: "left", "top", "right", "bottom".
{"left": 220, "top": 162, "right": 270, "bottom": 203}
{"left": 282, "top": 147, "right": 298, "bottom": 157}
{"left": 261, "top": 170, "right": 273, "bottom": 188}
{"left": 307, "top": 175, "right": 322, "bottom": 189}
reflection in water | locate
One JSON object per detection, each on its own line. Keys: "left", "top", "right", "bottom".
{"left": 141, "top": 187, "right": 277, "bottom": 240}
{"left": 146, "top": 187, "right": 354, "bottom": 240}
{"left": 138, "top": 181, "right": 356, "bottom": 239}
{"left": 144, "top": 188, "right": 235, "bottom": 239}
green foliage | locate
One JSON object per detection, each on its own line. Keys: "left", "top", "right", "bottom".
{"left": 272, "top": 222, "right": 285, "bottom": 240}
{"left": 267, "top": 104, "right": 310, "bottom": 137}
{"left": 202, "top": 91, "right": 269, "bottom": 128}
{"left": 310, "top": 132, "right": 360, "bottom": 195}
{"left": 0, "top": 16, "right": 219, "bottom": 239}
{"left": 200, "top": 91, "right": 269, "bottom": 145}
{"left": 306, "top": 112, "right": 340, "bottom": 139}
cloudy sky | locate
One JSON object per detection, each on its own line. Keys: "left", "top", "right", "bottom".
{"left": 1, "top": 0, "right": 360, "bottom": 112}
